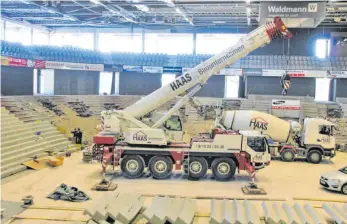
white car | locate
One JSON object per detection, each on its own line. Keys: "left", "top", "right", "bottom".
{"left": 320, "top": 166, "right": 347, "bottom": 195}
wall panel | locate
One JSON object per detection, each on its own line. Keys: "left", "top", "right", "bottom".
{"left": 335, "top": 79, "right": 347, "bottom": 98}
{"left": 119, "top": 72, "right": 161, "bottom": 95}
{"left": 1, "top": 66, "right": 34, "bottom": 95}
{"left": 54, "top": 70, "right": 99, "bottom": 95}
{"left": 246, "top": 76, "right": 315, "bottom": 97}
{"left": 196, "top": 75, "right": 225, "bottom": 97}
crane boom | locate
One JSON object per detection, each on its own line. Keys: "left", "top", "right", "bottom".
{"left": 124, "top": 17, "right": 292, "bottom": 118}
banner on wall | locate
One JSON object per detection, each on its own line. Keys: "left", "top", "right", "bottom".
{"left": 104, "top": 64, "right": 123, "bottom": 72}
{"left": 271, "top": 99, "right": 301, "bottom": 118}
{"left": 262, "top": 69, "right": 327, "bottom": 78}
{"left": 123, "top": 65, "right": 143, "bottom": 73}
{"left": 259, "top": 1, "right": 326, "bottom": 28}
{"left": 34, "top": 60, "right": 46, "bottom": 68}
{"left": 271, "top": 100, "right": 301, "bottom": 110}
{"left": 164, "top": 66, "right": 182, "bottom": 74}
{"left": 219, "top": 68, "right": 243, "bottom": 76}
{"left": 143, "top": 66, "right": 163, "bottom": 74}
{"left": 1, "top": 56, "right": 8, "bottom": 66}
{"left": 327, "top": 71, "right": 347, "bottom": 78}
{"left": 46, "top": 61, "right": 104, "bottom": 71}
{"left": 8, "top": 57, "right": 28, "bottom": 67}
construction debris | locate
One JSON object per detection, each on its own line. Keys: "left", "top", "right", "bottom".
{"left": 22, "top": 195, "right": 34, "bottom": 207}
{"left": 47, "top": 184, "right": 90, "bottom": 202}
{"left": 68, "top": 100, "right": 93, "bottom": 117}
{"left": 38, "top": 98, "right": 65, "bottom": 116}
{"left": 84, "top": 193, "right": 143, "bottom": 224}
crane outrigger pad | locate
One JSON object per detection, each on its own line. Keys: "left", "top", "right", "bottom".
{"left": 241, "top": 183, "right": 267, "bottom": 195}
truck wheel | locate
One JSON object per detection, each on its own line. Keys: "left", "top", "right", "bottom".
{"left": 341, "top": 184, "right": 347, "bottom": 195}
{"left": 121, "top": 155, "right": 144, "bottom": 179}
{"left": 211, "top": 157, "right": 236, "bottom": 181}
{"left": 148, "top": 156, "right": 173, "bottom": 180}
{"left": 307, "top": 150, "right": 322, "bottom": 164}
{"left": 280, "top": 149, "right": 295, "bottom": 162}
{"left": 183, "top": 157, "right": 208, "bottom": 181}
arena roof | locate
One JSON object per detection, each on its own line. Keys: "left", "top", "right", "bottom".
{"left": 1, "top": 0, "right": 347, "bottom": 30}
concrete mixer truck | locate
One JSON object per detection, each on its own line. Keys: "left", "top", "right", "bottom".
{"left": 93, "top": 17, "right": 292, "bottom": 181}
{"left": 215, "top": 110, "right": 336, "bottom": 164}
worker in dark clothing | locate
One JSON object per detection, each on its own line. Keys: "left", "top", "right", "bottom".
{"left": 71, "top": 128, "right": 77, "bottom": 143}
{"left": 76, "top": 128, "right": 83, "bottom": 144}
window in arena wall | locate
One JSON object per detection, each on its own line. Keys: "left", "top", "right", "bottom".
{"left": 161, "top": 73, "right": 176, "bottom": 87}
{"left": 315, "top": 39, "right": 330, "bottom": 59}
{"left": 98, "top": 33, "right": 142, "bottom": 53}
{"left": 225, "top": 75, "right": 239, "bottom": 98}
{"left": 41, "top": 69, "right": 55, "bottom": 95}
{"left": 5, "top": 21, "right": 31, "bottom": 45}
{"left": 315, "top": 78, "right": 330, "bottom": 102}
{"left": 145, "top": 33, "right": 193, "bottom": 55}
{"left": 33, "top": 29, "right": 49, "bottom": 45}
{"left": 50, "top": 33, "right": 94, "bottom": 50}
{"left": 99, "top": 72, "right": 113, "bottom": 95}
{"left": 196, "top": 34, "right": 246, "bottom": 55}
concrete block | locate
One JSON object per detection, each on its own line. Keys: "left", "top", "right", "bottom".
{"left": 282, "top": 202, "right": 300, "bottom": 224}
{"left": 167, "top": 197, "right": 185, "bottom": 224}
{"left": 233, "top": 199, "right": 244, "bottom": 224}
{"left": 116, "top": 197, "right": 144, "bottom": 224}
{"left": 87, "top": 219, "right": 98, "bottom": 224}
{"left": 293, "top": 203, "right": 309, "bottom": 224}
{"left": 343, "top": 204, "right": 347, "bottom": 213}
{"left": 262, "top": 201, "right": 282, "bottom": 224}
{"left": 244, "top": 200, "right": 260, "bottom": 224}
{"left": 304, "top": 204, "right": 325, "bottom": 224}
{"left": 333, "top": 204, "right": 347, "bottom": 220}
{"left": 151, "top": 196, "right": 171, "bottom": 224}
{"left": 322, "top": 203, "right": 346, "bottom": 224}
{"left": 143, "top": 196, "right": 163, "bottom": 221}
{"left": 210, "top": 199, "right": 221, "bottom": 224}
{"left": 174, "top": 198, "right": 196, "bottom": 224}
{"left": 222, "top": 199, "right": 233, "bottom": 224}
{"left": 106, "top": 194, "right": 141, "bottom": 222}
{"left": 84, "top": 193, "right": 120, "bottom": 221}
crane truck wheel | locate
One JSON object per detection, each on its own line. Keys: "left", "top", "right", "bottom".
{"left": 148, "top": 156, "right": 173, "bottom": 180}
{"left": 307, "top": 150, "right": 322, "bottom": 164}
{"left": 341, "top": 184, "right": 347, "bottom": 195}
{"left": 121, "top": 155, "right": 145, "bottom": 179}
{"left": 183, "top": 157, "right": 208, "bottom": 181}
{"left": 211, "top": 157, "right": 236, "bottom": 181}
{"left": 280, "top": 149, "right": 295, "bottom": 162}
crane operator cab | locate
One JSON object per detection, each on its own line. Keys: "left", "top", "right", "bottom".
{"left": 150, "top": 111, "right": 184, "bottom": 142}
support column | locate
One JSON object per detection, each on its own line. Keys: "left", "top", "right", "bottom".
{"left": 111, "top": 72, "right": 116, "bottom": 95}
{"left": 1, "top": 20, "right": 5, "bottom": 40}
{"left": 37, "top": 69, "right": 42, "bottom": 94}
{"left": 193, "top": 33, "right": 196, "bottom": 55}
{"left": 142, "top": 29, "right": 145, "bottom": 53}
{"left": 30, "top": 28, "right": 33, "bottom": 45}
{"left": 94, "top": 30, "right": 98, "bottom": 51}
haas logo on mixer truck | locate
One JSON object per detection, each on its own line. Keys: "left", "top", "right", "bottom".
{"left": 249, "top": 117, "right": 268, "bottom": 130}
{"left": 133, "top": 131, "right": 147, "bottom": 141}
{"left": 170, "top": 73, "right": 192, "bottom": 91}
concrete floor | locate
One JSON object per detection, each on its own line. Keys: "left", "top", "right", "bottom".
{"left": 2, "top": 151, "right": 347, "bottom": 223}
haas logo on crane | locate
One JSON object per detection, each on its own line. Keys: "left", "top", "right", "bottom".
{"left": 249, "top": 117, "right": 268, "bottom": 130}
{"left": 170, "top": 73, "right": 192, "bottom": 91}
{"left": 133, "top": 131, "right": 147, "bottom": 141}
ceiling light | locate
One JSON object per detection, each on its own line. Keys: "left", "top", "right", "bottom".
{"left": 175, "top": 8, "right": 182, "bottom": 13}
{"left": 213, "top": 21, "right": 226, "bottom": 24}
{"left": 136, "top": 5, "right": 149, "bottom": 12}
{"left": 90, "top": 0, "right": 101, "bottom": 5}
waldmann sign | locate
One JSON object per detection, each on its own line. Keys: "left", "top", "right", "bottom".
{"left": 259, "top": 2, "right": 326, "bottom": 28}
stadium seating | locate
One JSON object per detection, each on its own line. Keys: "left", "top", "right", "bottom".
{"left": 1, "top": 40, "right": 347, "bottom": 70}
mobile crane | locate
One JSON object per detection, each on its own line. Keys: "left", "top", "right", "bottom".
{"left": 215, "top": 110, "right": 336, "bottom": 164}
{"left": 94, "top": 17, "right": 292, "bottom": 181}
